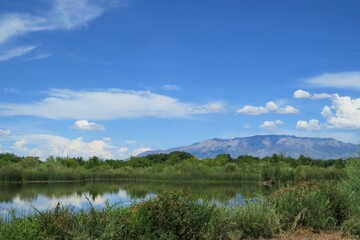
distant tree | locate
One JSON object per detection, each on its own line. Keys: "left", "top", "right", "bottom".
{"left": 20, "top": 156, "right": 41, "bottom": 168}
{"left": 214, "top": 154, "right": 232, "bottom": 166}
{"left": 166, "top": 151, "right": 194, "bottom": 165}
{"left": 0, "top": 153, "right": 22, "bottom": 167}
{"left": 85, "top": 156, "right": 102, "bottom": 169}
{"left": 128, "top": 156, "right": 152, "bottom": 168}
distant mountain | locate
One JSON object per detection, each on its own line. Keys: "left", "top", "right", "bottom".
{"left": 139, "top": 135, "right": 359, "bottom": 160}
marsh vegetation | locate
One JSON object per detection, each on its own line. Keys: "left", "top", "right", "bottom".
{"left": 0, "top": 152, "right": 358, "bottom": 239}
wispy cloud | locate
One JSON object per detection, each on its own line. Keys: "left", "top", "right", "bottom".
{"left": 162, "top": 84, "right": 181, "bottom": 91}
{"left": 72, "top": 120, "right": 105, "bottom": 131}
{"left": 3, "top": 87, "right": 20, "bottom": 93}
{"left": 0, "top": 13, "right": 47, "bottom": 44}
{"left": 0, "top": 88, "right": 225, "bottom": 120}
{"left": 0, "top": 129, "right": 11, "bottom": 136}
{"left": 305, "top": 72, "right": 360, "bottom": 90}
{"left": 25, "top": 53, "right": 52, "bottom": 61}
{"left": 0, "top": 0, "right": 123, "bottom": 61}
{"left": 0, "top": 45, "right": 37, "bottom": 61}
{"left": 236, "top": 101, "right": 299, "bottom": 115}
{"left": 47, "top": 0, "right": 104, "bottom": 30}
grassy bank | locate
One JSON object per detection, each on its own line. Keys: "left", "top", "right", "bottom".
{"left": 0, "top": 183, "right": 357, "bottom": 240}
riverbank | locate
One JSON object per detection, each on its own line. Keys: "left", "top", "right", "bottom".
{"left": 0, "top": 185, "right": 358, "bottom": 240}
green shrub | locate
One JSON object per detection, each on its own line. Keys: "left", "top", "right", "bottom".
{"left": 229, "top": 201, "right": 280, "bottom": 239}
{"left": 271, "top": 183, "right": 337, "bottom": 231}
{"left": 119, "top": 190, "right": 215, "bottom": 240}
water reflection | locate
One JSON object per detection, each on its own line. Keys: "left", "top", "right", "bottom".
{"left": 0, "top": 180, "right": 271, "bottom": 218}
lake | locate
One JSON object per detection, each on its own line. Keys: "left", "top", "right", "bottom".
{"left": 0, "top": 180, "right": 271, "bottom": 219}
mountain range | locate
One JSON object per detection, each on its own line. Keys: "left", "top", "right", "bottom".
{"left": 139, "top": 135, "right": 359, "bottom": 160}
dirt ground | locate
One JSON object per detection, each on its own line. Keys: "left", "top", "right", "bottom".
{"left": 272, "top": 229, "right": 355, "bottom": 240}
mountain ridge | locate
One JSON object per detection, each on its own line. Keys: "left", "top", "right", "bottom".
{"left": 138, "top": 135, "right": 359, "bottom": 160}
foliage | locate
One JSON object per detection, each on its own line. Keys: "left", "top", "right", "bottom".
{"left": 339, "top": 154, "right": 360, "bottom": 237}
{"left": 270, "top": 182, "right": 350, "bottom": 231}
{"left": 228, "top": 201, "right": 280, "bottom": 239}
{"left": 0, "top": 152, "right": 347, "bottom": 183}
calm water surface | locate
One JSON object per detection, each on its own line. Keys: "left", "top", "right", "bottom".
{"left": 0, "top": 181, "right": 271, "bottom": 219}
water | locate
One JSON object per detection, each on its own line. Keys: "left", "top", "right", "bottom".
{"left": 0, "top": 180, "right": 271, "bottom": 219}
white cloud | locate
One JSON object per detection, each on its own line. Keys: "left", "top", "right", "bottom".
{"left": 72, "top": 119, "right": 105, "bottom": 131}
{"left": 48, "top": 0, "right": 104, "bottom": 30}
{"left": 305, "top": 72, "right": 360, "bottom": 90}
{"left": 0, "top": 13, "right": 48, "bottom": 44}
{"left": 294, "top": 89, "right": 311, "bottom": 99}
{"left": 131, "top": 147, "right": 151, "bottom": 156}
{"left": 0, "top": 0, "right": 121, "bottom": 61}
{"left": 162, "top": 84, "right": 180, "bottom": 91}
{"left": 293, "top": 89, "right": 332, "bottom": 99}
{"left": 0, "top": 88, "right": 224, "bottom": 120}
{"left": 296, "top": 119, "right": 322, "bottom": 131}
{"left": 10, "top": 134, "right": 150, "bottom": 160}
{"left": 0, "top": 129, "right": 11, "bottom": 136}
{"left": 321, "top": 94, "right": 360, "bottom": 129}
{"left": 313, "top": 93, "right": 333, "bottom": 99}
{"left": 0, "top": 45, "right": 37, "bottom": 61}
{"left": 236, "top": 101, "right": 298, "bottom": 115}
{"left": 260, "top": 120, "right": 284, "bottom": 129}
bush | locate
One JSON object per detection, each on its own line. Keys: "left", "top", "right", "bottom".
{"left": 229, "top": 201, "right": 280, "bottom": 239}
{"left": 118, "top": 190, "right": 215, "bottom": 240}
{"left": 271, "top": 183, "right": 337, "bottom": 231}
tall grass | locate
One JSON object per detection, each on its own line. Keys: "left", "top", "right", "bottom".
{"left": 340, "top": 155, "right": 360, "bottom": 237}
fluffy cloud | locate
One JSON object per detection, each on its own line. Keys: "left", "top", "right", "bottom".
{"left": 260, "top": 120, "right": 284, "bottom": 129}
{"left": 0, "top": 89, "right": 224, "bottom": 120}
{"left": 236, "top": 101, "right": 298, "bottom": 115}
{"left": 72, "top": 120, "right": 105, "bottom": 131}
{"left": 0, "top": 129, "right": 11, "bottom": 136}
{"left": 10, "top": 134, "right": 150, "bottom": 160}
{"left": 293, "top": 89, "right": 332, "bottom": 99}
{"left": 305, "top": 72, "right": 360, "bottom": 90}
{"left": 296, "top": 119, "right": 322, "bottom": 131}
{"left": 293, "top": 90, "right": 311, "bottom": 99}
{"left": 0, "top": 0, "right": 120, "bottom": 60}
{"left": 321, "top": 94, "right": 360, "bottom": 129}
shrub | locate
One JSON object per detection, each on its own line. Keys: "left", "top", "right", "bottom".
{"left": 119, "top": 190, "right": 215, "bottom": 240}
{"left": 229, "top": 201, "right": 280, "bottom": 239}
{"left": 271, "top": 183, "right": 337, "bottom": 231}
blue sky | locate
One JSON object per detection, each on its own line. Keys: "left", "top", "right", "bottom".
{"left": 0, "top": 0, "right": 359, "bottom": 159}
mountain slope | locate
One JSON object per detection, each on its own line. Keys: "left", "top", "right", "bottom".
{"left": 139, "top": 135, "right": 359, "bottom": 160}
